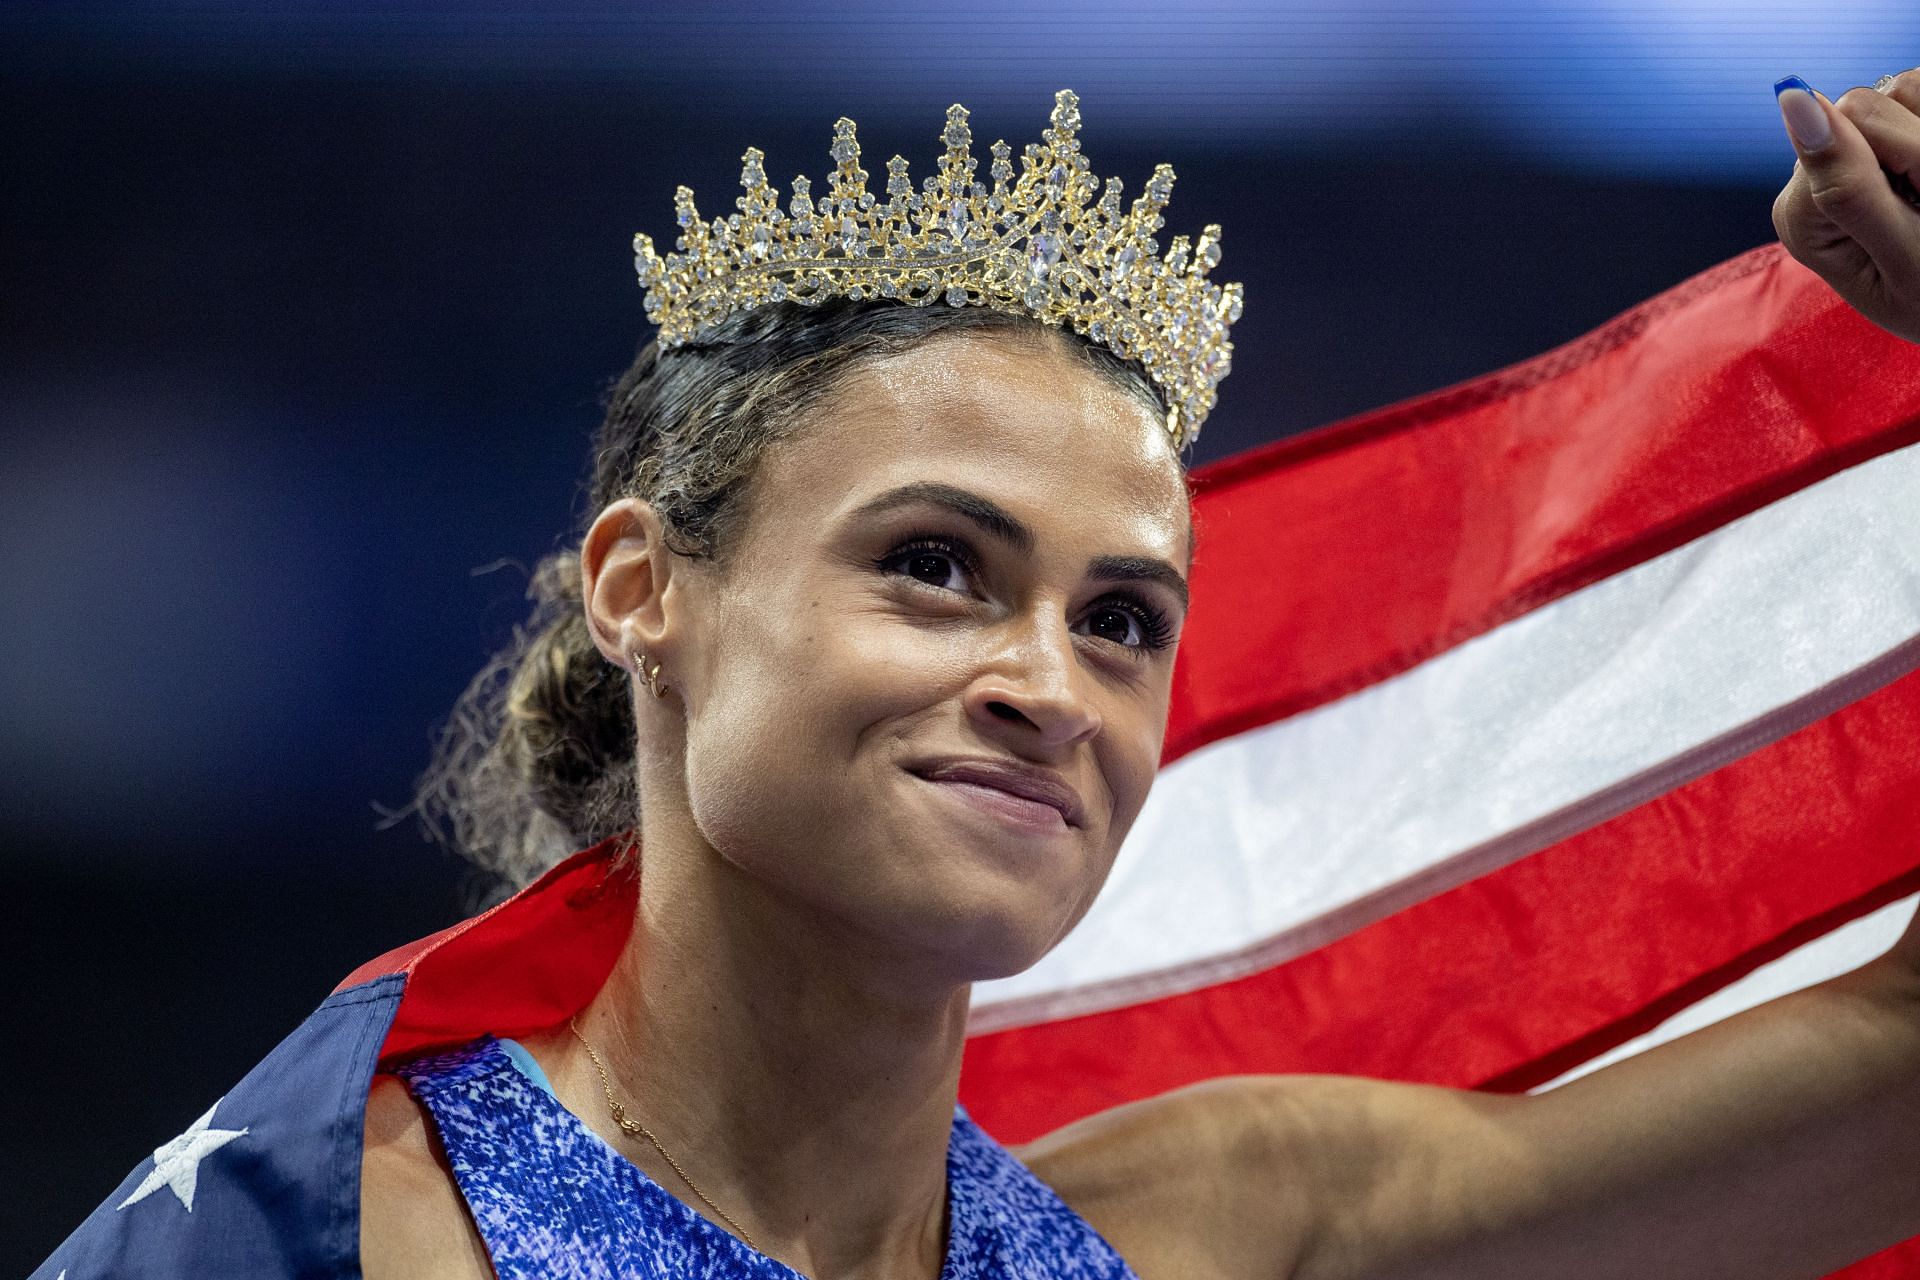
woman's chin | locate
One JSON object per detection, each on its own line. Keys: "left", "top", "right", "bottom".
{"left": 894, "top": 859, "right": 1102, "bottom": 982}
{"left": 917, "top": 900, "right": 1078, "bottom": 986}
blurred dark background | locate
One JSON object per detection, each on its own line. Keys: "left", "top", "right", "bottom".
{"left": 4, "top": 2, "right": 1913, "bottom": 1271}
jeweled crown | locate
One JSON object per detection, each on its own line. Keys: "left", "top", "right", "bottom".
{"left": 632, "top": 89, "right": 1241, "bottom": 449}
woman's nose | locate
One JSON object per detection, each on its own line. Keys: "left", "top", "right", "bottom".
{"left": 964, "top": 615, "right": 1103, "bottom": 750}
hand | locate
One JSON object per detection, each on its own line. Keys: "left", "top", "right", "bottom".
{"left": 1771, "top": 70, "right": 1920, "bottom": 343}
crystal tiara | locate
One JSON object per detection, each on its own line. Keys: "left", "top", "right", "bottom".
{"left": 631, "top": 89, "right": 1242, "bottom": 450}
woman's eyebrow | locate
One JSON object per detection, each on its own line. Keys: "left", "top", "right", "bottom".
{"left": 1088, "top": 554, "right": 1190, "bottom": 611}
{"left": 850, "top": 481, "right": 1034, "bottom": 553}
{"left": 847, "top": 481, "right": 1189, "bottom": 610}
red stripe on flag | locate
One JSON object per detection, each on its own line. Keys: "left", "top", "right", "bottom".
{"left": 1832, "top": 1236, "right": 1920, "bottom": 1279}
{"left": 960, "top": 658, "right": 1920, "bottom": 1143}
{"left": 1170, "top": 244, "right": 1920, "bottom": 765}
{"left": 334, "top": 839, "right": 640, "bottom": 1062}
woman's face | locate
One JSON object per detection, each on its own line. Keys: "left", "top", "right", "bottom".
{"left": 666, "top": 333, "right": 1189, "bottom": 986}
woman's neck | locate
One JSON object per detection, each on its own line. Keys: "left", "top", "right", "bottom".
{"left": 536, "top": 821, "right": 972, "bottom": 1280}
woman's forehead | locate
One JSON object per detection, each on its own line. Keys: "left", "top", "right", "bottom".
{"left": 765, "top": 336, "right": 1191, "bottom": 560}
{"left": 834, "top": 333, "right": 1160, "bottom": 439}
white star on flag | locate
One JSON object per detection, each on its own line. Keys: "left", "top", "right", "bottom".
{"left": 116, "top": 1097, "right": 249, "bottom": 1214}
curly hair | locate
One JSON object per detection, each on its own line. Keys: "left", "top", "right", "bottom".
{"left": 391, "top": 297, "right": 1174, "bottom": 904}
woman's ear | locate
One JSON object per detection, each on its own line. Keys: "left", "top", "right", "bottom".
{"left": 581, "top": 498, "right": 677, "bottom": 670}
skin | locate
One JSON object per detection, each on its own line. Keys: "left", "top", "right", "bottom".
{"left": 365, "top": 69, "right": 1920, "bottom": 1280}
{"left": 1773, "top": 68, "right": 1920, "bottom": 344}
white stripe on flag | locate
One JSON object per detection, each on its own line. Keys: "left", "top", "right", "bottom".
{"left": 973, "top": 439, "right": 1920, "bottom": 1029}
{"left": 1531, "top": 893, "right": 1920, "bottom": 1093}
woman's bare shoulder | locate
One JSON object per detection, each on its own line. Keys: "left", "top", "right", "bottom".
{"left": 359, "top": 1073, "right": 495, "bottom": 1280}
{"left": 1013, "top": 1077, "right": 1315, "bottom": 1280}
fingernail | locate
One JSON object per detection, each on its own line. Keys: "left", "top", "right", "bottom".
{"left": 1774, "top": 75, "right": 1832, "bottom": 151}
{"left": 1874, "top": 74, "right": 1897, "bottom": 94}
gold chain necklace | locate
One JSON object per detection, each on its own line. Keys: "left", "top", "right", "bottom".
{"left": 566, "top": 1015, "right": 758, "bottom": 1250}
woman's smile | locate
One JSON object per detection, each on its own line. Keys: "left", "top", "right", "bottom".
{"left": 912, "top": 772, "right": 1077, "bottom": 836}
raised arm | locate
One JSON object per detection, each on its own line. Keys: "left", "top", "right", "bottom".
{"left": 1252, "top": 911, "right": 1920, "bottom": 1280}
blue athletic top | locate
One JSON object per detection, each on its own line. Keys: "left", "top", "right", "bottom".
{"left": 392, "top": 1035, "right": 1143, "bottom": 1279}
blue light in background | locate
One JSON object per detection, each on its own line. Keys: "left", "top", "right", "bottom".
{"left": 9, "top": 0, "right": 1915, "bottom": 178}
{"left": 1450, "top": 0, "right": 1917, "bottom": 176}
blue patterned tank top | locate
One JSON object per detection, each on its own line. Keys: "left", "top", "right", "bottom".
{"left": 391, "top": 1035, "right": 1142, "bottom": 1279}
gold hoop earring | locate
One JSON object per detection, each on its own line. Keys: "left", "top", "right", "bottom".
{"left": 631, "top": 650, "right": 668, "bottom": 699}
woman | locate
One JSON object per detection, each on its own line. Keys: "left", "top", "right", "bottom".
{"left": 36, "top": 79, "right": 1920, "bottom": 1280}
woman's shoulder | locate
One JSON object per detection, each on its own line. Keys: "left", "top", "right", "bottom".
{"left": 359, "top": 1072, "right": 494, "bottom": 1280}
{"left": 1011, "top": 1077, "right": 1315, "bottom": 1280}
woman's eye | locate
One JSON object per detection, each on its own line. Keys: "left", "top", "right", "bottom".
{"left": 1083, "top": 606, "right": 1142, "bottom": 647}
{"left": 905, "top": 551, "right": 962, "bottom": 589}
{"left": 1079, "top": 599, "right": 1175, "bottom": 653}
{"left": 880, "top": 539, "right": 974, "bottom": 593}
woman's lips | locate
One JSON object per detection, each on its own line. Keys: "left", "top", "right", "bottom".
{"left": 917, "top": 776, "right": 1073, "bottom": 833}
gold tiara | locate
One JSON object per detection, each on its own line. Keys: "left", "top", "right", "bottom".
{"left": 632, "top": 89, "right": 1241, "bottom": 450}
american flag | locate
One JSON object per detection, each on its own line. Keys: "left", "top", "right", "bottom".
{"left": 960, "top": 241, "right": 1920, "bottom": 1278}
{"left": 33, "top": 241, "right": 1920, "bottom": 1278}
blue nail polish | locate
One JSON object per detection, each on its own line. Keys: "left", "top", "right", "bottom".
{"left": 1774, "top": 74, "right": 1833, "bottom": 151}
